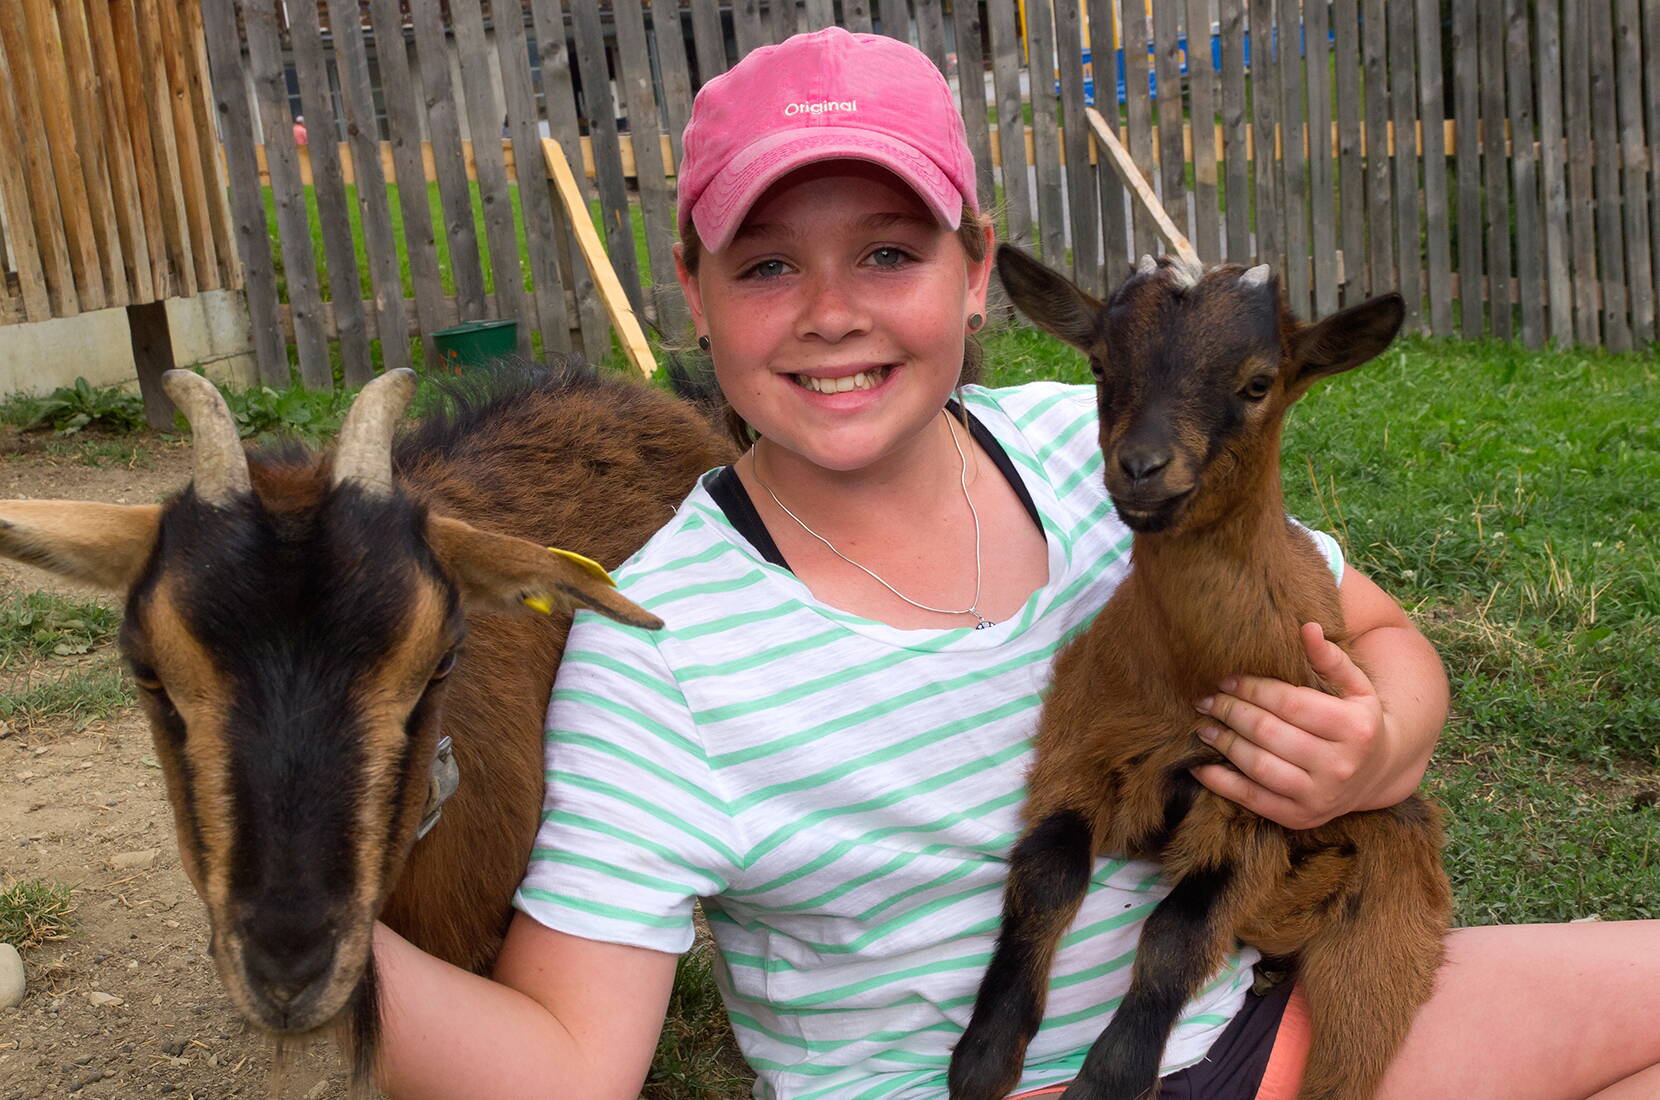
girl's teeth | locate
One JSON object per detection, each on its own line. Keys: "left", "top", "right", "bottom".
{"left": 798, "top": 367, "right": 887, "bottom": 394}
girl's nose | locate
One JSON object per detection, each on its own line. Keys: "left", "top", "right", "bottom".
{"left": 795, "top": 271, "right": 870, "bottom": 343}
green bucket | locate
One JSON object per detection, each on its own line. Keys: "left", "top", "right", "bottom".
{"left": 432, "top": 319, "right": 518, "bottom": 373}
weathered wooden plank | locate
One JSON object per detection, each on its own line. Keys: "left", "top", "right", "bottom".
{"left": 988, "top": 0, "right": 1033, "bottom": 246}
{"left": 1645, "top": 0, "right": 1660, "bottom": 333}
{"left": 804, "top": 0, "right": 836, "bottom": 32}
{"left": 20, "top": 0, "right": 106, "bottom": 309}
{"left": 1504, "top": 0, "right": 1544, "bottom": 346}
{"left": 1276, "top": 0, "right": 1310, "bottom": 315}
{"left": 127, "top": 301, "right": 177, "bottom": 429}
{"left": 136, "top": 0, "right": 200, "bottom": 296}
{"left": 614, "top": 0, "right": 683, "bottom": 332}
{"left": 954, "top": 0, "right": 995, "bottom": 205}
{"left": 0, "top": 30, "right": 54, "bottom": 320}
{"left": 1027, "top": 0, "right": 1068, "bottom": 266}
{"left": 1451, "top": 0, "right": 1482, "bottom": 333}
{"left": 1414, "top": 0, "right": 1452, "bottom": 334}
{"left": 651, "top": 4, "right": 696, "bottom": 167}
{"left": 331, "top": 0, "right": 411, "bottom": 374}
{"left": 244, "top": 0, "right": 329, "bottom": 385}
{"left": 497, "top": 0, "right": 573, "bottom": 357}
{"left": 199, "top": 0, "right": 288, "bottom": 384}
{"left": 1563, "top": 0, "right": 1599, "bottom": 344}
{"left": 688, "top": 0, "right": 731, "bottom": 79}
{"left": 180, "top": 0, "right": 238, "bottom": 288}
{"left": 543, "top": 139, "right": 657, "bottom": 376}
{"left": 843, "top": 0, "right": 874, "bottom": 34}
{"left": 451, "top": 0, "right": 529, "bottom": 348}
{"left": 570, "top": 0, "right": 644, "bottom": 312}
{"left": 1218, "top": 0, "right": 1250, "bottom": 264}
{"left": 289, "top": 0, "right": 374, "bottom": 382}
{"left": 1361, "top": 0, "right": 1393, "bottom": 301}
{"left": 1386, "top": 0, "right": 1420, "bottom": 329}
{"left": 54, "top": 0, "right": 128, "bottom": 304}
{"left": 410, "top": 0, "right": 488, "bottom": 321}
{"left": 1247, "top": 0, "right": 1281, "bottom": 273}
{"left": 872, "top": 0, "right": 908, "bottom": 42}
{"left": 1056, "top": 0, "right": 1098, "bottom": 284}
{"left": 529, "top": 0, "right": 607, "bottom": 360}
{"left": 731, "top": 0, "right": 767, "bottom": 57}
{"left": 1305, "top": 0, "right": 1337, "bottom": 315}
{"left": 915, "top": 0, "right": 949, "bottom": 72}
{"left": 82, "top": 0, "right": 153, "bottom": 300}
{"left": 1615, "top": 0, "right": 1655, "bottom": 343}
{"left": 1151, "top": 0, "right": 1187, "bottom": 258}
{"left": 1533, "top": 0, "right": 1573, "bottom": 346}
{"left": 1478, "top": 0, "right": 1513, "bottom": 340}
{"left": 1086, "top": 106, "right": 1199, "bottom": 267}
{"left": 1332, "top": 0, "right": 1364, "bottom": 300}
{"left": 1123, "top": 0, "right": 1160, "bottom": 257}
{"left": 1087, "top": 0, "right": 1129, "bottom": 282}
{"left": 1184, "top": 0, "right": 1219, "bottom": 264}
{"left": 366, "top": 0, "right": 448, "bottom": 364}
{"left": 111, "top": 0, "right": 174, "bottom": 298}
{"left": 150, "top": 0, "right": 218, "bottom": 292}
{"left": 1588, "top": 0, "right": 1629, "bottom": 349}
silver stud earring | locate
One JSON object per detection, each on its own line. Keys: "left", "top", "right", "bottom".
{"left": 698, "top": 335, "right": 711, "bottom": 351}
{"left": 968, "top": 313, "right": 984, "bottom": 333}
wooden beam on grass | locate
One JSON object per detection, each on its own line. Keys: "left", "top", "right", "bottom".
{"left": 541, "top": 139, "right": 656, "bottom": 379}
{"left": 1084, "top": 107, "right": 1201, "bottom": 270}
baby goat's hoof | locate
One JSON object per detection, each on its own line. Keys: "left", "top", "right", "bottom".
{"left": 947, "top": 1023, "right": 1028, "bottom": 1100}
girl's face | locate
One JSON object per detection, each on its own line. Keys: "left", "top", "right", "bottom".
{"left": 677, "top": 163, "right": 993, "bottom": 476}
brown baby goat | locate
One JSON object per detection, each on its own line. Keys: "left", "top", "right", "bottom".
{"left": 948, "top": 249, "right": 1451, "bottom": 1100}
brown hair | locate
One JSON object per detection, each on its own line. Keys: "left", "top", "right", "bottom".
{"left": 680, "top": 205, "right": 994, "bottom": 450}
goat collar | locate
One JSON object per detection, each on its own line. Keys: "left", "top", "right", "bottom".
{"left": 416, "top": 735, "right": 460, "bottom": 841}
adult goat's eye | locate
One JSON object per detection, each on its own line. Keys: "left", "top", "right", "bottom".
{"left": 430, "top": 649, "right": 459, "bottom": 683}
{"left": 1240, "top": 375, "right": 1274, "bottom": 401}
{"left": 128, "top": 660, "right": 164, "bottom": 693}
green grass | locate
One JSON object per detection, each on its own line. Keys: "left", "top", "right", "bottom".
{"left": 644, "top": 933, "right": 751, "bottom": 1099}
{"left": 0, "top": 663, "right": 134, "bottom": 733}
{"left": 0, "top": 593, "right": 121, "bottom": 667}
{"left": 0, "top": 878, "right": 76, "bottom": 949}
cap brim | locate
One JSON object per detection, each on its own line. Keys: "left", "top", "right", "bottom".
{"left": 689, "top": 126, "right": 963, "bottom": 253}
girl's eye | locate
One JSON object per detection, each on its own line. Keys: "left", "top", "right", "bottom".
{"left": 746, "top": 259, "right": 788, "bottom": 279}
{"left": 1240, "top": 375, "right": 1274, "bottom": 401}
{"left": 866, "top": 247, "right": 908, "bottom": 268}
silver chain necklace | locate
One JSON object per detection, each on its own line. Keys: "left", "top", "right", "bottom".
{"left": 752, "top": 414, "right": 996, "bottom": 629}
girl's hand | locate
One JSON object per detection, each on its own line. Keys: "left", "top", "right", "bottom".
{"left": 1189, "top": 622, "right": 1395, "bottom": 830}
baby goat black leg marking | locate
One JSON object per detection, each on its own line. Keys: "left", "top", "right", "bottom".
{"left": 950, "top": 808, "right": 1095, "bottom": 1100}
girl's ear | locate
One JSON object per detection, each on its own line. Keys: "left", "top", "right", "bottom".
{"left": 674, "top": 242, "right": 707, "bottom": 332}
{"left": 966, "top": 219, "right": 996, "bottom": 317}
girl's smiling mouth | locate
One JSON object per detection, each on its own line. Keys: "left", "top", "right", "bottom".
{"left": 792, "top": 365, "right": 895, "bottom": 394}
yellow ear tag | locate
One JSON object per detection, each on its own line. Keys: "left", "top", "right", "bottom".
{"left": 548, "top": 546, "right": 617, "bottom": 587}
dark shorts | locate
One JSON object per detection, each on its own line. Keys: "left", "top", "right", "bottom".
{"left": 1007, "top": 980, "right": 1309, "bottom": 1100}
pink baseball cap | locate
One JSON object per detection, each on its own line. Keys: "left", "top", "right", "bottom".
{"left": 677, "top": 27, "right": 979, "bottom": 253}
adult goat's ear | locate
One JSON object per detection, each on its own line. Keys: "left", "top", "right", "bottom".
{"left": 1290, "top": 293, "right": 1405, "bottom": 389}
{"left": 426, "top": 514, "right": 662, "bottom": 630}
{"left": 996, "top": 244, "right": 1103, "bottom": 351}
{"left": 0, "top": 500, "right": 162, "bottom": 589}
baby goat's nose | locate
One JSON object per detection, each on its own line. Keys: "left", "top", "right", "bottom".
{"left": 1119, "top": 445, "right": 1171, "bottom": 483}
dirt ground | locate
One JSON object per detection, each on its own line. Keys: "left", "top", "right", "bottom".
{"left": 0, "top": 433, "right": 347, "bottom": 1099}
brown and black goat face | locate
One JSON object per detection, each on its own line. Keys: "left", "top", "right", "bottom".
{"left": 0, "top": 370, "right": 661, "bottom": 1035}
{"left": 996, "top": 246, "right": 1405, "bottom": 533}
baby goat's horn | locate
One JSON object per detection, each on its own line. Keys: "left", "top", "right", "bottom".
{"left": 332, "top": 368, "right": 417, "bottom": 496}
{"left": 1239, "top": 264, "right": 1271, "bottom": 288}
{"left": 1136, "top": 255, "right": 1158, "bottom": 275}
{"left": 162, "top": 370, "right": 251, "bottom": 507}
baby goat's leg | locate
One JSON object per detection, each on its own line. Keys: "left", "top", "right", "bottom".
{"left": 950, "top": 807, "right": 1097, "bottom": 1100}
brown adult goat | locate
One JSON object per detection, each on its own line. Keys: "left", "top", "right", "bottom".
{"left": 948, "top": 249, "right": 1451, "bottom": 1100}
{"left": 0, "top": 363, "right": 733, "bottom": 1089}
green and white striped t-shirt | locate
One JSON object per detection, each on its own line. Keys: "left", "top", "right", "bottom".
{"left": 514, "top": 381, "right": 1343, "bottom": 1100}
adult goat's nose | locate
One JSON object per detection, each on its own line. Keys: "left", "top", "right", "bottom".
{"left": 1119, "top": 446, "right": 1171, "bottom": 483}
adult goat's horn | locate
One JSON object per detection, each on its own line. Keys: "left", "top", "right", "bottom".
{"left": 162, "top": 370, "right": 251, "bottom": 506}
{"left": 332, "top": 368, "right": 417, "bottom": 495}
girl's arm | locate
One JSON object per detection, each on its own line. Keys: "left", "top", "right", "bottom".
{"left": 374, "top": 912, "right": 678, "bottom": 1099}
{"left": 1189, "top": 566, "right": 1449, "bottom": 830}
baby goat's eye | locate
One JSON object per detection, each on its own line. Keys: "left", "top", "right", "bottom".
{"left": 1240, "top": 374, "right": 1274, "bottom": 401}
{"left": 1089, "top": 358, "right": 1106, "bottom": 381}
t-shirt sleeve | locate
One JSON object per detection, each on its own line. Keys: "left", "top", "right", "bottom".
{"left": 1290, "top": 520, "right": 1346, "bottom": 585}
{"left": 513, "top": 612, "right": 738, "bottom": 954}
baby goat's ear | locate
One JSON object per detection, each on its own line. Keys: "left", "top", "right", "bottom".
{"left": 1289, "top": 293, "right": 1405, "bottom": 389}
{"left": 426, "top": 514, "right": 662, "bottom": 630}
{"left": 0, "top": 500, "right": 162, "bottom": 590}
{"left": 996, "top": 244, "right": 1102, "bottom": 351}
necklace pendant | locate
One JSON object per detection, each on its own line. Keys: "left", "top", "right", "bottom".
{"left": 973, "top": 618, "right": 996, "bottom": 630}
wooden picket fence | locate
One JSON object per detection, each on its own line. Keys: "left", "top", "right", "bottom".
{"left": 174, "top": 2, "right": 1660, "bottom": 388}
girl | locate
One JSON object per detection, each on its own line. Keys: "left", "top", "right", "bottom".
{"left": 374, "top": 28, "right": 1660, "bottom": 1099}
